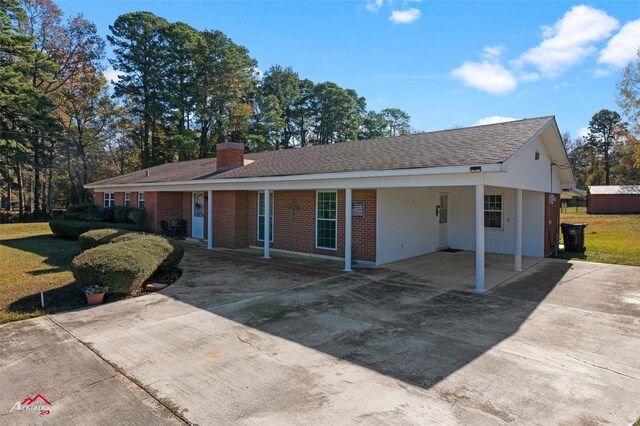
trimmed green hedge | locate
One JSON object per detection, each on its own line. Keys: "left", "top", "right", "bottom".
{"left": 49, "top": 220, "right": 145, "bottom": 240}
{"left": 78, "top": 228, "right": 129, "bottom": 251}
{"left": 111, "top": 233, "right": 185, "bottom": 273}
{"left": 72, "top": 233, "right": 185, "bottom": 293}
{"left": 72, "top": 238, "right": 171, "bottom": 293}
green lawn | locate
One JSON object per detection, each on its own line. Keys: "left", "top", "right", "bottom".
{"left": 558, "top": 207, "right": 640, "bottom": 266}
{"left": 0, "top": 222, "right": 83, "bottom": 324}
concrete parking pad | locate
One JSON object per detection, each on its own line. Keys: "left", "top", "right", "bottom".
{"left": 3, "top": 245, "right": 640, "bottom": 424}
{"left": 0, "top": 316, "right": 183, "bottom": 425}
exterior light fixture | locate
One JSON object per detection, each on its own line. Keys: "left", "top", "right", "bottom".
{"left": 535, "top": 150, "right": 540, "bottom": 160}
{"left": 470, "top": 166, "right": 482, "bottom": 173}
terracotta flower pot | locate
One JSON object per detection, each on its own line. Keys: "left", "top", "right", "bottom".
{"left": 87, "top": 293, "right": 106, "bottom": 305}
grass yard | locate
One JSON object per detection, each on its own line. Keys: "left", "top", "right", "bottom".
{"left": 0, "top": 222, "right": 83, "bottom": 324}
{"left": 558, "top": 207, "right": 640, "bottom": 266}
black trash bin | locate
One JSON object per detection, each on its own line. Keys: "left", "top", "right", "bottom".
{"left": 560, "top": 223, "right": 587, "bottom": 253}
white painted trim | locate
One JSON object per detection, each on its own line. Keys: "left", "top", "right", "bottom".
{"left": 344, "top": 188, "right": 352, "bottom": 272}
{"left": 85, "top": 164, "right": 503, "bottom": 191}
{"left": 475, "top": 184, "right": 485, "bottom": 293}
{"left": 207, "top": 190, "right": 213, "bottom": 249}
{"left": 315, "top": 190, "right": 338, "bottom": 251}
{"left": 191, "top": 192, "right": 204, "bottom": 239}
{"left": 103, "top": 192, "right": 114, "bottom": 208}
{"left": 87, "top": 173, "right": 489, "bottom": 193}
{"left": 263, "top": 189, "right": 270, "bottom": 259}
{"left": 257, "top": 191, "right": 274, "bottom": 243}
{"left": 514, "top": 188, "right": 522, "bottom": 271}
{"left": 484, "top": 191, "right": 505, "bottom": 230}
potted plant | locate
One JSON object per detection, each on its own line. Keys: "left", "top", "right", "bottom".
{"left": 85, "top": 285, "right": 109, "bottom": 305}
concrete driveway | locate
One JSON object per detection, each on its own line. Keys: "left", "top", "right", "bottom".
{"left": 2, "top": 245, "right": 640, "bottom": 425}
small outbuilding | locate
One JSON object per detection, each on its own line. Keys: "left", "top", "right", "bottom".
{"left": 587, "top": 185, "right": 640, "bottom": 214}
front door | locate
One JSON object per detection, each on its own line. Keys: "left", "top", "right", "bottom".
{"left": 438, "top": 193, "right": 448, "bottom": 248}
{"left": 192, "top": 192, "right": 204, "bottom": 239}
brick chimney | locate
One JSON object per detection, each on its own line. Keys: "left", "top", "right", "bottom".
{"left": 215, "top": 142, "right": 245, "bottom": 172}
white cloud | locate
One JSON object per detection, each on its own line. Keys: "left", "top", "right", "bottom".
{"left": 599, "top": 19, "right": 640, "bottom": 67}
{"left": 475, "top": 116, "right": 518, "bottom": 126}
{"left": 515, "top": 5, "right": 618, "bottom": 77}
{"left": 483, "top": 45, "right": 505, "bottom": 61}
{"left": 593, "top": 68, "right": 611, "bottom": 78}
{"left": 389, "top": 8, "right": 421, "bottom": 24}
{"left": 103, "top": 67, "right": 120, "bottom": 85}
{"left": 577, "top": 126, "right": 589, "bottom": 139}
{"left": 365, "top": 0, "right": 384, "bottom": 13}
{"left": 451, "top": 47, "right": 518, "bottom": 95}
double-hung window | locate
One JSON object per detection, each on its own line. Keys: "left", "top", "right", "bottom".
{"left": 104, "top": 192, "right": 114, "bottom": 208}
{"left": 484, "top": 194, "right": 503, "bottom": 229}
{"left": 257, "top": 192, "right": 274, "bottom": 242}
{"left": 124, "top": 192, "right": 131, "bottom": 207}
{"left": 138, "top": 192, "right": 145, "bottom": 209}
{"left": 316, "top": 191, "right": 337, "bottom": 250}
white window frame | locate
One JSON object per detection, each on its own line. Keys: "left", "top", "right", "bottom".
{"left": 138, "top": 192, "right": 145, "bottom": 209}
{"left": 103, "top": 192, "right": 114, "bottom": 208}
{"left": 315, "top": 190, "right": 338, "bottom": 250}
{"left": 257, "top": 191, "right": 274, "bottom": 242}
{"left": 484, "top": 193, "right": 504, "bottom": 230}
{"left": 124, "top": 192, "right": 130, "bottom": 207}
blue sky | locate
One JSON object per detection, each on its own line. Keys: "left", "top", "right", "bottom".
{"left": 58, "top": 0, "right": 640, "bottom": 139}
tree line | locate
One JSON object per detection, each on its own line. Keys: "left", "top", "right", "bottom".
{"left": 0, "top": 0, "right": 411, "bottom": 216}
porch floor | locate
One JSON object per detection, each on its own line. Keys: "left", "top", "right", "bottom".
{"left": 383, "top": 251, "right": 542, "bottom": 292}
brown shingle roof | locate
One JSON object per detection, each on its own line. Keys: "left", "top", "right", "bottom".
{"left": 89, "top": 116, "right": 553, "bottom": 186}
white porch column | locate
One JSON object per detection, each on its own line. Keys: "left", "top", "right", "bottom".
{"left": 207, "top": 190, "right": 213, "bottom": 249}
{"left": 263, "top": 189, "right": 270, "bottom": 259}
{"left": 475, "top": 184, "right": 485, "bottom": 293}
{"left": 514, "top": 188, "right": 523, "bottom": 272}
{"left": 344, "top": 188, "right": 352, "bottom": 272}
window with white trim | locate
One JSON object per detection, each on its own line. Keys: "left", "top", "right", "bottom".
{"left": 316, "top": 191, "right": 337, "bottom": 250}
{"left": 138, "top": 192, "right": 145, "bottom": 209}
{"left": 104, "top": 192, "right": 114, "bottom": 208}
{"left": 124, "top": 192, "right": 130, "bottom": 207}
{"left": 257, "top": 191, "right": 274, "bottom": 242}
{"left": 484, "top": 194, "right": 503, "bottom": 228}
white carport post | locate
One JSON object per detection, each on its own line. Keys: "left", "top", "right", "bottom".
{"left": 514, "top": 188, "right": 523, "bottom": 272}
{"left": 475, "top": 184, "right": 485, "bottom": 293}
{"left": 207, "top": 190, "right": 213, "bottom": 249}
{"left": 344, "top": 188, "right": 352, "bottom": 272}
{"left": 263, "top": 189, "right": 270, "bottom": 259}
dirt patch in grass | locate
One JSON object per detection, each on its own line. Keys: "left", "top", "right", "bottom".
{"left": 558, "top": 208, "right": 640, "bottom": 266}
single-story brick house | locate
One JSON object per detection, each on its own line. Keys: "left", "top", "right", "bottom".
{"left": 587, "top": 185, "right": 640, "bottom": 214}
{"left": 87, "top": 116, "right": 576, "bottom": 292}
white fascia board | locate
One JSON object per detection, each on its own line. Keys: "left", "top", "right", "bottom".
{"left": 501, "top": 119, "right": 553, "bottom": 170}
{"left": 85, "top": 164, "right": 502, "bottom": 192}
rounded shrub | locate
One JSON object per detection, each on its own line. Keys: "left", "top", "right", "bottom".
{"left": 113, "top": 207, "right": 133, "bottom": 223}
{"left": 128, "top": 207, "right": 147, "bottom": 225}
{"left": 78, "top": 228, "right": 128, "bottom": 251}
{"left": 64, "top": 204, "right": 102, "bottom": 221}
{"left": 72, "top": 237, "right": 172, "bottom": 293}
{"left": 111, "top": 234, "right": 185, "bottom": 273}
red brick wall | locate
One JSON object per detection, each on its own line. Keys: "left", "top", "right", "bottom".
{"left": 245, "top": 189, "right": 376, "bottom": 262}
{"left": 352, "top": 190, "right": 376, "bottom": 262}
{"left": 94, "top": 192, "right": 103, "bottom": 207}
{"left": 131, "top": 192, "right": 139, "bottom": 208}
{"left": 215, "top": 142, "right": 244, "bottom": 171}
{"left": 114, "top": 192, "right": 124, "bottom": 206}
{"left": 143, "top": 192, "right": 158, "bottom": 231}
{"left": 544, "top": 192, "right": 561, "bottom": 257}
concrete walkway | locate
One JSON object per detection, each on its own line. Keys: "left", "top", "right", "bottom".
{"left": 2, "top": 244, "right": 640, "bottom": 424}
